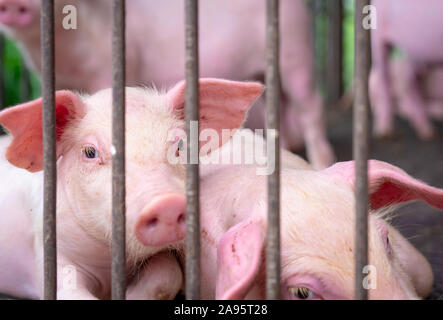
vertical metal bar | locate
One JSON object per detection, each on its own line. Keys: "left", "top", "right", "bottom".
{"left": 0, "top": 33, "right": 5, "bottom": 109}
{"left": 326, "top": 0, "right": 343, "bottom": 105}
{"left": 353, "top": 0, "right": 371, "bottom": 300}
{"left": 41, "top": 0, "right": 56, "bottom": 300}
{"left": 111, "top": 0, "right": 126, "bottom": 300}
{"left": 184, "top": 0, "right": 200, "bottom": 300}
{"left": 266, "top": 0, "right": 281, "bottom": 300}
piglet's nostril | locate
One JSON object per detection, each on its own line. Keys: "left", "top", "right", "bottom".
{"left": 177, "top": 213, "right": 185, "bottom": 226}
{"left": 145, "top": 217, "right": 159, "bottom": 229}
{"left": 19, "top": 6, "right": 27, "bottom": 14}
{"left": 0, "top": 6, "right": 7, "bottom": 12}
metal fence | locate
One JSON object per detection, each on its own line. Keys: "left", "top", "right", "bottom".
{"left": 4, "top": 0, "right": 371, "bottom": 300}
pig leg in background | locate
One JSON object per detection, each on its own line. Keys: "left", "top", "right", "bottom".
{"left": 370, "top": 38, "right": 396, "bottom": 138}
{"left": 281, "top": 66, "right": 335, "bottom": 169}
{"left": 428, "top": 101, "right": 443, "bottom": 120}
{"left": 280, "top": 99, "right": 304, "bottom": 153}
{"left": 126, "top": 252, "right": 183, "bottom": 300}
{"left": 423, "top": 66, "right": 443, "bottom": 121}
{"left": 278, "top": 9, "right": 334, "bottom": 169}
{"left": 244, "top": 98, "right": 305, "bottom": 153}
{"left": 396, "top": 62, "right": 435, "bottom": 140}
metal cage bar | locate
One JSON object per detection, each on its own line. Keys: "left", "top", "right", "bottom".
{"left": 353, "top": 0, "right": 371, "bottom": 300}
{"left": 184, "top": 0, "right": 201, "bottom": 300}
{"left": 41, "top": 0, "right": 57, "bottom": 300}
{"left": 326, "top": 0, "right": 343, "bottom": 105}
{"left": 111, "top": 0, "right": 127, "bottom": 300}
{"left": 265, "top": 0, "right": 281, "bottom": 300}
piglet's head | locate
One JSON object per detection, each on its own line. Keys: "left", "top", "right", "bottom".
{"left": 0, "top": 78, "right": 263, "bottom": 263}
{"left": 216, "top": 160, "right": 442, "bottom": 300}
{"left": 321, "top": 160, "right": 442, "bottom": 299}
{"left": 0, "top": 0, "right": 40, "bottom": 34}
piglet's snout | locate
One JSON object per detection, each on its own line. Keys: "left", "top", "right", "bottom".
{"left": 0, "top": 0, "right": 33, "bottom": 27}
{"left": 135, "top": 193, "right": 186, "bottom": 246}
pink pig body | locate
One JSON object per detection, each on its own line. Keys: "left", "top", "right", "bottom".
{"left": 0, "top": 0, "right": 333, "bottom": 169}
{"left": 0, "top": 77, "right": 441, "bottom": 300}
{"left": 196, "top": 137, "right": 441, "bottom": 299}
{"left": 0, "top": 90, "right": 192, "bottom": 299}
{"left": 0, "top": 78, "right": 268, "bottom": 299}
{"left": 370, "top": 0, "right": 443, "bottom": 139}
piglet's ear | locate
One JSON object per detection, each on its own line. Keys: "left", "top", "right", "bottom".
{"left": 216, "top": 220, "right": 264, "bottom": 300}
{"left": 323, "top": 160, "right": 443, "bottom": 210}
{"left": 166, "top": 78, "right": 264, "bottom": 150}
{"left": 0, "top": 91, "right": 86, "bottom": 172}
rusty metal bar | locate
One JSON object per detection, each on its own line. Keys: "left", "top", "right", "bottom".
{"left": 265, "top": 0, "right": 281, "bottom": 300}
{"left": 41, "top": 0, "right": 56, "bottom": 300}
{"left": 184, "top": 0, "right": 200, "bottom": 300}
{"left": 353, "top": 0, "right": 371, "bottom": 300}
{"left": 111, "top": 0, "right": 126, "bottom": 300}
{"left": 326, "top": 0, "right": 343, "bottom": 105}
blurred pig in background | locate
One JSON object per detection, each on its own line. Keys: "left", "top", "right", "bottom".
{"left": 370, "top": 0, "right": 443, "bottom": 140}
{"left": 386, "top": 58, "right": 443, "bottom": 123}
{"left": 0, "top": 0, "right": 334, "bottom": 169}
{"left": 0, "top": 0, "right": 139, "bottom": 92}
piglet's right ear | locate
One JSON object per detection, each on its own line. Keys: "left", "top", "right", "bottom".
{"left": 0, "top": 91, "right": 86, "bottom": 172}
{"left": 167, "top": 78, "right": 264, "bottom": 151}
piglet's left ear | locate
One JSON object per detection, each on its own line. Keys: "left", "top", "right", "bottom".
{"left": 323, "top": 160, "right": 443, "bottom": 210}
{"left": 166, "top": 78, "right": 264, "bottom": 151}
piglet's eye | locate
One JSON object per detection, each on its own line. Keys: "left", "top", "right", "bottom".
{"left": 380, "top": 224, "right": 392, "bottom": 256}
{"left": 385, "top": 232, "right": 392, "bottom": 256}
{"left": 84, "top": 146, "right": 99, "bottom": 159}
{"left": 175, "top": 138, "right": 184, "bottom": 158}
{"left": 289, "top": 286, "right": 315, "bottom": 300}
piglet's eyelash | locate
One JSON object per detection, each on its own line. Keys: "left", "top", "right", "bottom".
{"left": 175, "top": 138, "right": 185, "bottom": 157}
{"left": 81, "top": 146, "right": 100, "bottom": 159}
{"left": 385, "top": 233, "right": 393, "bottom": 256}
{"left": 379, "top": 224, "right": 393, "bottom": 256}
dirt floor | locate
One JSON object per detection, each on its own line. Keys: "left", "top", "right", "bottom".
{"left": 324, "top": 106, "right": 443, "bottom": 300}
